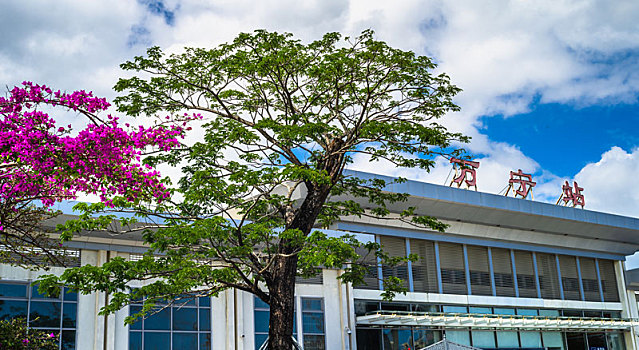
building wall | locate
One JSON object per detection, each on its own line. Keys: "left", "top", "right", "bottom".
{"left": 0, "top": 229, "right": 635, "bottom": 350}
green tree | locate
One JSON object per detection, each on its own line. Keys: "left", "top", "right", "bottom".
{"left": 40, "top": 30, "right": 468, "bottom": 349}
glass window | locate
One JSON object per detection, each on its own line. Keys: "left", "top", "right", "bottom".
{"left": 302, "top": 297, "right": 325, "bottom": 350}
{"left": 520, "top": 332, "right": 542, "bottom": 348}
{"left": 566, "top": 332, "right": 586, "bottom": 350}
{"left": 200, "top": 333, "right": 212, "bottom": 350}
{"left": 446, "top": 330, "right": 471, "bottom": 346}
{"left": 469, "top": 307, "right": 492, "bottom": 314}
{"left": 516, "top": 308, "right": 538, "bottom": 316}
{"left": 382, "top": 328, "right": 412, "bottom": 350}
{"left": 442, "top": 305, "right": 467, "bottom": 313}
{"left": 0, "top": 283, "right": 27, "bottom": 297}
{"left": 0, "top": 281, "right": 77, "bottom": 350}
{"left": 129, "top": 294, "right": 212, "bottom": 350}
{"left": 144, "top": 332, "right": 170, "bottom": 350}
{"left": 173, "top": 332, "right": 197, "bottom": 349}
{"left": 542, "top": 331, "right": 564, "bottom": 350}
{"left": 497, "top": 331, "right": 519, "bottom": 348}
{"left": 355, "top": 300, "right": 380, "bottom": 316}
{"left": 412, "top": 304, "right": 438, "bottom": 313}
{"left": 563, "top": 310, "right": 582, "bottom": 317}
{"left": 587, "top": 333, "right": 607, "bottom": 350}
{"left": 144, "top": 308, "right": 170, "bottom": 330}
{"left": 471, "top": 330, "right": 495, "bottom": 348}
{"left": 607, "top": 332, "right": 625, "bottom": 350}
{"left": 357, "top": 328, "right": 382, "bottom": 350}
{"left": 413, "top": 329, "right": 441, "bottom": 349}
{"left": 32, "top": 285, "right": 60, "bottom": 299}
{"left": 493, "top": 308, "right": 515, "bottom": 315}
{"left": 539, "top": 309, "right": 560, "bottom": 317}
{"left": 173, "top": 308, "right": 198, "bottom": 331}
{"left": 0, "top": 300, "right": 28, "bottom": 320}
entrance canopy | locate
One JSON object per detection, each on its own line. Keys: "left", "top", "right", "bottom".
{"left": 357, "top": 311, "right": 635, "bottom": 331}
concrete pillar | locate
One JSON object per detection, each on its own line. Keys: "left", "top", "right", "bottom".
{"left": 112, "top": 252, "right": 131, "bottom": 350}
{"left": 323, "top": 269, "right": 345, "bottom": 349}
{"left": 616, "top": 261, "right": 638, "bottom": 350}
{"left": 76, "top": 250, "right": 106, "bottom": 349}
{"left": 212, "top": 289, "right": 230, "bottom": 349}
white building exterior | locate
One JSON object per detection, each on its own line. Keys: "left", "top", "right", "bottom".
{"left": 2, "top": 171, "right": 639, "bottom": 350}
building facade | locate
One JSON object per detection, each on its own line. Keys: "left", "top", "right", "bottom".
{"left": 1, "top": 171, "right": 639, "bottom": 349}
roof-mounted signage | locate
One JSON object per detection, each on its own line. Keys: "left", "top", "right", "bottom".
{"left": 449, "top": 157, "right": 479, "bottom": 191}
{"left": 505, "top": 169, "right": 536, "bottom": 199}
{"left": 557, "top": 181, "right": 585, "bottom": 208}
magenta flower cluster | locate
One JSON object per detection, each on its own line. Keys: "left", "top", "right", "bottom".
{"left": 0, "top": 82, "right": 199, "bottom": 231}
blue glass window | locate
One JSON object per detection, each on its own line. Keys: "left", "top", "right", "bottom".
{"left": 173, "top": 308, "right": 198, "bottom": 331}
{"left": 145, "top": 308, "right": 171, "bottom": 330}
{"left": 173, "top": 332, "right": 197, "bottom": 348}
{"left": 301, "top": 298, "right": 325, "bottom": 350}
{"left": 0, "top": 300, "right": 28, "bottom": 320}
{"left": 200, "top": 333, "right": 212, "bottom": 350}
{"left": 129, "top": 293, "right": 212, "bottom": 350}
{"left": 0, "top": 281, "right": 77, "bottom": 349}
{"left": 144, "top": 332, "right": 170, "bottom": 350}
{"left": 0, "top": 283, "right": 27, "bottom": 297}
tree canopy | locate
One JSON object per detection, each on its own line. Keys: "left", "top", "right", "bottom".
{"left": 39, "top": 30, "right": 468, "bottom": 349}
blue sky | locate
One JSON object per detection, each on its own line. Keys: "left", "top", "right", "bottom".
{"left": 2, "top": 0, "right": 639, "bottom": 264}
{"left": 481, "top": 102, "right": 639, "bottom": 177}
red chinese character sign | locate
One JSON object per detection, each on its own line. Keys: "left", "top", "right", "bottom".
{"left": 557, "top": 181, "right": 585, "bottom": 208}
{"left": 449, "top": 158, "right": 479, "bottom": 190}
{"left": 506, "top": 169, "right": 536, "bottom": 199}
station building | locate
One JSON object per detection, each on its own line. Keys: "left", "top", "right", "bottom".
{"left": 1, "top": 171, "right": 639, "bottom": 350}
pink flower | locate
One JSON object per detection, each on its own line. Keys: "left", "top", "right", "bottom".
{"left": 0, "top": 82, "right": 192, "bottom": 231}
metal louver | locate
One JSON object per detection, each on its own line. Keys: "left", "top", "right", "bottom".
{"left": 491, "top": 248, "right": 515, "bottom": 297}
{"left": 599, "top": 260, "right": 620, "bottom": 302}
{"left": 515, "top": 251, "right": 537, "bottom": 298}
{"left": 467, "top": 245, "right": 492, "bottom": 296}
{"left": 411, "top": 239, "right": 438, "bottom": 293}
{"left": 439, "top": 242, "right": 467, "bottom": 295}
{"left": 579, "top": 257, "right": 600, "bottom": 302}
{"left": 536, "top": 253, "right": 561, "bottom": 299}
{"left": 380, "top": 236, "right": 409, "bottom": 289}
{"left": 559, "top": 255, "right": 581, "bottom": 300}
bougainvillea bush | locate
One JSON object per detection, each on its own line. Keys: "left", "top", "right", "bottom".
{"left": 0, "top": 81, "right": 193, "bottom": 267}
{"left": 0, "top": 318, "right": 57, "bottom": 350}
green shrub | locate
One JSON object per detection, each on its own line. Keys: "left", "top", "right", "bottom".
{"left": 0, "top": 318, "right": 58, "bottom": 350}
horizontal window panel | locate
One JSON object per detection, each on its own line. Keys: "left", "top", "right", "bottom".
{"left": 145, "top": 332, "right": 170, "bottom": 350}
{"left": 0, "top": 300, "right": 27, "bottom": 321}
{"left": 173, "top": 333, "right": 197, "bottom": 349}
{"left": 0, "top": 283, "right": 27, "bottom": 298}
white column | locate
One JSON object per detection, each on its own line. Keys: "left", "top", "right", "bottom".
{"left": 111, "top": 252, "right": 131, "bottom": 350}
{"left": 616, "top": 261, "right": 637, "bottom": 350}
{"left": 76, "top": 249, "right": 106, "bottom": 350}
{"left": 211, "top": 289, "right": 232, "bottom": 349}
{"left": 323, "top": 269, "right": 346, "bottom": 349}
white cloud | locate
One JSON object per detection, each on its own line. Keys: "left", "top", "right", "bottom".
{"left": 573, "top": 147, "right": 639, "bottom": 217}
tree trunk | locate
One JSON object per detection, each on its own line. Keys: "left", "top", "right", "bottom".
{"left": 268, "top": 254, "right": 298, "bottom": 350}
